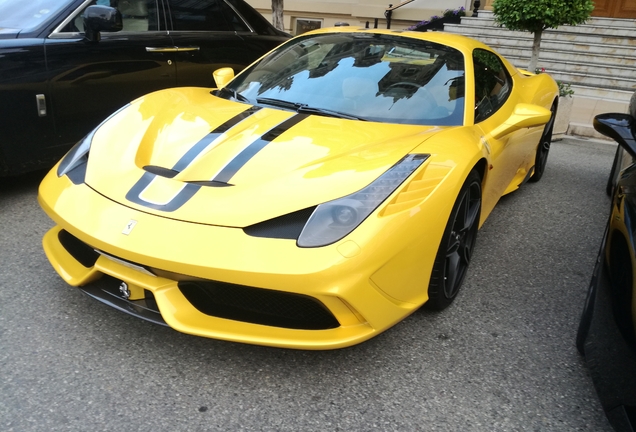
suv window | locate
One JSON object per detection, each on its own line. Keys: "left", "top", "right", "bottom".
{"left": 473, "top": 49, "right": 511, "bottom": 123}
{"left": 0, "top": 0, "right": 69, "bottom": 32}
{"left": 167, "top": 0, "right": 249, "bottom": 32}
{"left": 61, "top": 0, "right": 161, "bottom": 33}
{"left": 225, "top": 0, "right": 277, "bottom": 34}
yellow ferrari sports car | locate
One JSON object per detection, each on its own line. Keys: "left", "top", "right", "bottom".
{"left": 39, "top": 28, "right": 558, "bottom": 349}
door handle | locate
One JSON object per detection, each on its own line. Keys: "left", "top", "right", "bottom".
{"left": 146, "top": 46, "right": 200, "bottom": 53}
{"left": 146, "top": 47, "right": 178, "bottom": 53}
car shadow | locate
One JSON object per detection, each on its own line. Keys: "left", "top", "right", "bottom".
{"left": 0, "top": 169, "right": 48, "bottom": 194}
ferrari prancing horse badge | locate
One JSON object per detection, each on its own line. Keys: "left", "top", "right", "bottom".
{"left": 122, "top": 220, "right": 137, "bottom": 235}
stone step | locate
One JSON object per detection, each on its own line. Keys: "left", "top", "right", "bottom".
{"left": 474, "top": 35, "right": 636, "bottom": 59}
{"left": 455, "top": 17, "right": 636, "bottom": 37}
{"left": 503, "top": 56, "right": 636, "bottom": 90}
{"left": 554, "top": 72, "right": 636, "bottom": 92}
{"left": 496, "top": 49, "right": 636, "bottom": 76}
{"left": 445, "top": 23, "right": 636, "bottom": 47}
{"left": 569, "top": 85, "right": 634, "bottom": 103}
{"left": 586, "top": 16, "right": 636, "bottom": 28}
{"left": 473, "top": 10, "right": 636, "bottom": 29}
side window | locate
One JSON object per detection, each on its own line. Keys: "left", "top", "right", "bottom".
{"left": 167, "top": 0, "right": 248, "bottom": 32}
{"left": 473, "top": 49, "right": 511, "bottom": 123}
{"left": 60, "top": 0, "right": 160, "bottom": 33}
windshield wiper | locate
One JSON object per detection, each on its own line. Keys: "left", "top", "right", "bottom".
{"left": 296, "top": 105, "right": 367, "bottom": 121}
{"left": 213, "top": 87, "right": 251, "bottom": 103}
{"left": 256, "top": 97, "right": 367, "bottom": 121}
{"left": 256, "top": 97, "right": 301, "bottom": 110}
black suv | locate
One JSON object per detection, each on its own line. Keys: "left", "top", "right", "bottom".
{"left": 0, "top": 0, "right": 289, "bottom": 176}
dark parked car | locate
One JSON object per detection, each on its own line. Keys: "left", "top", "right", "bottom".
{"left": 577, "top": 91, "right": 636, "bottom": 431}
{"left": 0, "top": 0, "right": 288, "bottom": 176}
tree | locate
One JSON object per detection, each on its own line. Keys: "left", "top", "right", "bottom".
{"left": 272, "top": 0, "right": 284, "bottom": 31}
{"left": 492, "top": 0, "right": 594, "bottom": 71}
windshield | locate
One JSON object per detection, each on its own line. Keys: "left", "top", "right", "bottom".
{"left": 0, "top": 0, "right": 70, "bottom": 32}
{"left": 228, "top": 33, "right": 466, "bottom": 126}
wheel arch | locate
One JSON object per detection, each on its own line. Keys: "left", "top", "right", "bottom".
{"left": 472, "top": 158, "right": 488, "bottom": 181}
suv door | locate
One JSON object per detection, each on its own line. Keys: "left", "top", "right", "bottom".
{"left": 165, "top": 0, "right": 285, "bottom": 88}
{"left": 0, "top": 0, "right": 80, "bottom": 175}
{"left": 45, "top": 0, "right": 176, "bottom": 152}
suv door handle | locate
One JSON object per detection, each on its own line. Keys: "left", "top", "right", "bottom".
{"left": 146, "top": 47, "right": 178, "bottom": 52}
{"left": 146, "top": 46, "right": 200, "bottom": 53}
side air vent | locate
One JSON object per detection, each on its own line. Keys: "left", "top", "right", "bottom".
{"left": 243, "top": 207, "right": 316, "bottom": 240}
{"left": 380, "top": 163, "right": 450, "bottom": 217}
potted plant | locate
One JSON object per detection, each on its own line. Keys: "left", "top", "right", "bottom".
{"left": 408, "top": 7, "right": 466, "bottom": 32}
{"left": 536, "top": 68, "right": 575, "bottom": 138}
{"left": 492, "top": 0, "right": 594, "bottom": 71}
{"left": 553, "top": 81, "right": 574, "bottom": 138}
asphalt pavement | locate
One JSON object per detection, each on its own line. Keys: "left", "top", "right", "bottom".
{"left": 0, "top": 137, "right": 617, "bottom": 431}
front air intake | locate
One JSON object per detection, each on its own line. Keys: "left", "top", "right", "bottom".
{"left": 58, "top": 230, "right": 99, "bottom": 268}
{"left": 178, "top": 280, "right": 339, "bottom": 330}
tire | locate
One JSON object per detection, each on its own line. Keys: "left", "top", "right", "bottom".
{"left": 576, "top": 261, "right": 599, "bottom": 355}
{"left": 609, "top": 234, "right": 636, "bottom": 346}
{"left": 427, "top": 170, "right": 482, "bottom": 310}
{"left": 529, "top": 100, "right": 557, "bottom": 183}
{"left": 606, "top": 145, "right": 621, "bottom": 196}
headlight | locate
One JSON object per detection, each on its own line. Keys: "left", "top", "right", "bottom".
{"left": 297, "top": 154, "right": 430, "bottom": 247}
{"left": 57, "top": 104, "right": 130, "bottom": 182}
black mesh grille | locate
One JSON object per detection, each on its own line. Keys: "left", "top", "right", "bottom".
{"left": 178, "top": 280, "right": 339, "bottom": 330}
{"left": 58, "top": 230, "right": 99, "bottom": 267}
{"left": 243, "top": 207, "right": 316, "bottom": 240}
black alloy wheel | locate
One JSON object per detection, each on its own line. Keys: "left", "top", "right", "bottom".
{"left": 427, "top": 170, "right": 482, "bottom": 310}
{"left": 529, "top": 100, "right": 557, "bottom": 182}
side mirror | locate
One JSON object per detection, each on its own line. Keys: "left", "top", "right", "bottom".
{"left": 213, "top": 67, "right": 235, "bottom": 89}
{"left": 83, "top": 5, "right": 122, "bottom": 42}
{"left": 593, "top": 113, "right": 636, "bottom": 158}
{"left": 490, "top": 103, "right": 552, "bottom": 140}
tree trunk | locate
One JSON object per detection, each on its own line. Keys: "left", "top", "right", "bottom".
{"left": 272, "top": 0, "right": 284, "bottom": 31}
{"left": 528, "top": 28, "right": 542, "bottom": 72}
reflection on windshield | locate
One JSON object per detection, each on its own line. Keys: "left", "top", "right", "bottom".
{"left": 0, "top": 0, "right": 68, "bottom": 31}
{"left": 228, "top": 33, "right": 466, "bottom": 126}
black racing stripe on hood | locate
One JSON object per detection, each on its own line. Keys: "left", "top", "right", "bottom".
{"left": 125, "top": 172, "right": 202, "bottom": 212}
{"left": 126, "top": 106, "right": 261, "bottom": 212}
{"left": 212, "top": 114, "right": 309, "bottom": 184}
{"left": 172, "top": 106, "right": 262, "bottom": 173}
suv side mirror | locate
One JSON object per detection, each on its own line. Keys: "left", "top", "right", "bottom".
{"left": 83, "top": 5, "right": 123, "bottom": 42}
{"left": 593, "top": 91, "right": 636, "bottom": 158}
{"left": 593, "top": 114, "right": 636, "bottom": 158}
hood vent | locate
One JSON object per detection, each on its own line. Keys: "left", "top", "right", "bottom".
{"left": 244, "top": 207, "right": 316, "bottom": 240}
{"left": 143, "top": 165, "right": 179, "bottom": 178}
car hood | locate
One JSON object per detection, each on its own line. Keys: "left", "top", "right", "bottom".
{"left": 0, "top": 27, "right": 20, "bottom": 38}
{"left": 85, "top": 87, "right": 442, "bottom": 227}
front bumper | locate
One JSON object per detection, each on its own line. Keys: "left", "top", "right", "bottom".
{"left": 39, "top": 172, "right": 434, "bottom": 350}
